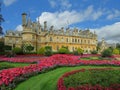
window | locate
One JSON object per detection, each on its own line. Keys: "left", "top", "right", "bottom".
{"left": 57, "top": 45, "right": 59, "bottom": 50}
{"left": 50, "top": 37, "right": 52, "bottom": 41}
{"left": 16, "top": 34, "right": 19, "bottom": 36}
{"left": 16, "top": 38, "right": 19, "bottom": 42}
{"left": 84, "top": 40, "right": 86, "bottom": 44}
{"left": 8, "top": 38, "right": 12, "bottom": 43}
{"left": 75, "top": 39, "right": 77, "bottom": 43}
{"left": 72, "top": 47, "right": 74, "bottom": 51}
{"left": 88, "top": 40, "right": 90, "bottom": 44}
{"left": 39, "top": 38, "right": 41, "bottom": 41}
{"left": 78, "top": 39, "right": 79, "bottom": 43}
{"left": 66, "top": 38, "right": 68, "bottom": 42}
{"left": 61, "top": 37, "right": 64, "bottom": 42}
{"left": 72, "top": 39, "right": 74, "bottom": 42}
{"left": 75, "top": 47, "right": 77, "bottom": 50}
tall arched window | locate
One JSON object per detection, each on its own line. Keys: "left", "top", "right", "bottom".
{"left": 66, "top": 38, "right": 68, "bottom": 42}
{"left": 50, "top": 37, "right": 52, "bottom": 41}
{"left": 57, "top": 45, "right": 59, "bottom": 50}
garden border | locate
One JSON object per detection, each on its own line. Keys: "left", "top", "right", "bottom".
{"left": 57, "top": 68, "right": 120, "bottom": 90}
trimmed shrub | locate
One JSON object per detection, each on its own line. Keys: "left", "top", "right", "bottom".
{"left": 101, "top": 49, "right": 112, "bottom": 57}
{"left": 44, "top": 46, "right": 52, "bottom": 56}
{"left": 74, "top": 48, "right": 83, "bottom": 55}
{"left": 77, "top": 48, "right": 83, "bottom": 54}
{"left": 58, "top": 47, "right": 69, "bottom": 54}
{"left": 12, "top": 47, "right": 23, "bottom": 54}
{"left": 37, "top": 47, "right": 45, "bottom": 55}
{"left": 112, "top": 48, "right": 119, "bottom": 55}
{"left": 91, "top": 50, "right": 98, "bottom": 54}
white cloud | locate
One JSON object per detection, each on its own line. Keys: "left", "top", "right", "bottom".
{"left": 16, "top": 25, "right": 23, "bottom": 31}
{"left": 107, "top": 9, "right": 120, "bottom": 20}
{"left": 48, "top": 0, "right": 72, "bottom": 10}
{"left": 3, "top": 0, "right": 17, "bottom": 6}
{"left": 82, "top": 5, "right": 103, "bottom": 21}
{"left": 37, "top": 5, "right": 103, "bottom": 29}
{"left": 90, "top": 22, "right": 120, "bottom": 43}
{"left": 48, "top": 0, "right": 56, "bottom": 8}
{"left": 60, "top": 0, "right": 72, "bottom": 10}
{"left": 37, "top": 11, "right": 80, "bottom": 29}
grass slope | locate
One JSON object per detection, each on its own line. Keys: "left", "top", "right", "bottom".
{"left": 15, "top": 66, "right": 120, "bottom": 90}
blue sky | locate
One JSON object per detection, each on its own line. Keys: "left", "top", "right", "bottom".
{"left": 1, "top": 0, "right": 120, "bottom": 43}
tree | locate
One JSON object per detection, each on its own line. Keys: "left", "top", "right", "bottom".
{"left": 4, "top": 45, "right": 12, "bottom": 51}
{"left": 112, "top": 48, "right": 119, "bottom": 55}
{"left": 101, "top": 48, "right": 112, "bottom": 57}
{"left": 116, "top": 43, "right": 120, "bottom": 50}
{"left": 0, "top": 2, "right": 5, "bottom": 35}
{"left": 0, "top": 41, "right": 4, "bottom": 54}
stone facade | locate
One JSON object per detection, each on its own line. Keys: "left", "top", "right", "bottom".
{"left": 4, "top": 13, "right": 98, "bottom": 53}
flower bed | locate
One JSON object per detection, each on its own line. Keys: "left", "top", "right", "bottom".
{"left": 0, "top": 55, "right": 46, "bottom": 63}
{"left": 113, "top": 55, "right": 120, "bottom": 58}
{"left": 57, "top": 68, "right": 120, "bottom": 90}
{"left": 0, "top": 54, "right": 112, "bottom": 63}
{"left": 0, "top": 54, "right": 120, "bottom": 89}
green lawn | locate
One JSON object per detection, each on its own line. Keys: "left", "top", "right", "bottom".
{"left": 80, "top": 56, "right": 113, "bottom": 60}
{"left": 0, "top": 62, "right": 29, "bottom": 70}
{"left": 15, "top": 66, "right": 120, "bottom": 90}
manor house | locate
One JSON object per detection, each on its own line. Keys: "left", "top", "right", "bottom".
{"left": 4, "top": 13, "right": 97, "bottom": 52}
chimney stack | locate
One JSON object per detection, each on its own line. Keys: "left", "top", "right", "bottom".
{"left": 22, "top": 13, "right": 27, "bottom": 26}
{"left": 44, "top": 21, "right": 47, "bottom": 30}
